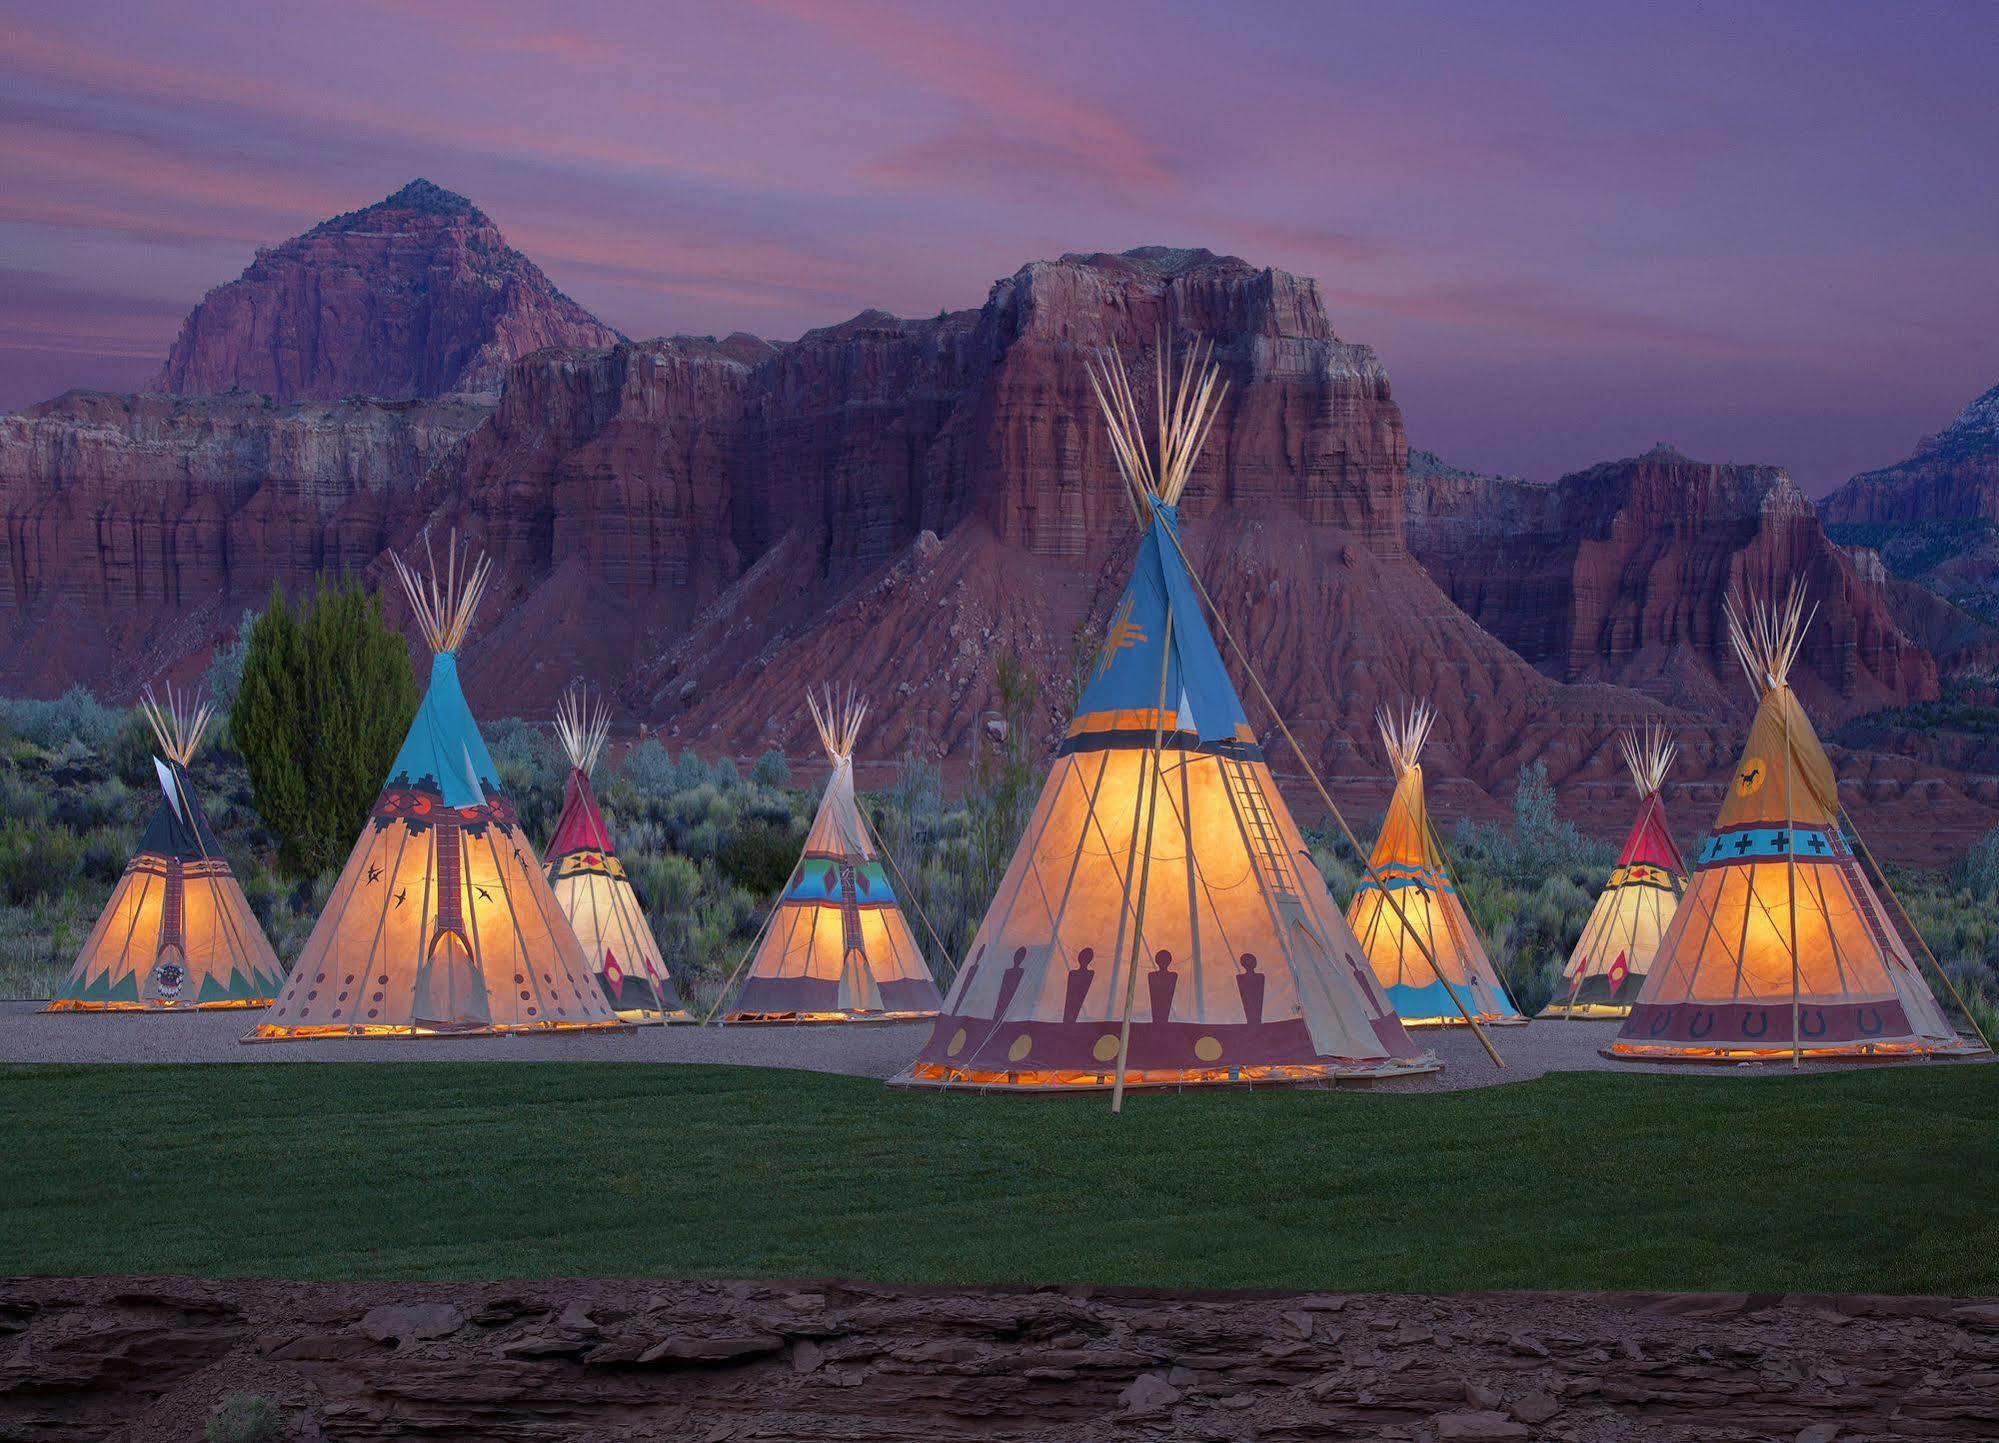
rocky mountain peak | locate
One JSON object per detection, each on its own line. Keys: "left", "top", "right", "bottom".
{"left": 149, "top": 183, "right": 620, "bottom": 403}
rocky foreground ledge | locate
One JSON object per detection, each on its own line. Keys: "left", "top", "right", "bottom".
{"left": 2, "top": 1277, "right": 1995, "bottom": 1441}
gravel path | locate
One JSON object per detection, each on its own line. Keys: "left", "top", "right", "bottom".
{"left": 3, "top": 1001, "right": 1985, "bottom": 1089}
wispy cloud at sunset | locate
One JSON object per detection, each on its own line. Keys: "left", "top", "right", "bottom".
{"left": 1, "top": 0, "right": 1993, "bottom": 487}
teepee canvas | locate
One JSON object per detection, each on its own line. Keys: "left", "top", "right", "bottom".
{"left": 1607, "top": 587, "right": 1982, "bottom": 1061}
{"left": 246, "top": 542, "right": 623, "bottom": 1041}
{"left": 1542, "top": 724, "right": 1686, "bottom": 1019}
{"left": 545, "top": 685, "right": 687, "bottom": 1022}
{"left": 48, "top": 688, "right": 284, "bottom": 1012}
{"left": 724, "top": 688, "right": 942, "bottom": 1022}
{"left": 1347, "top": 704, "right": 1524, "bottom": 1027}
{"left": 897, "top": 340, "right": 1433, "bottom": 1091}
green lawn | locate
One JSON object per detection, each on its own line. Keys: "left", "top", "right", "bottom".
{"left": 1, "top": 1063, "right": 1990, "bottom": 1294}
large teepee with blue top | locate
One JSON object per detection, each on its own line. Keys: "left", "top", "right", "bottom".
{"left": 49, "top": 687, "right": 284, "bottom": 1012}
{"left": 898, "top": 339, "right": 1431, "bottom": 1092}
{"left": 247, "top": 540, "right": 621, "bottom": 1040}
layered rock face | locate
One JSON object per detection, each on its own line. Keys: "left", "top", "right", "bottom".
{"left": 7, "top": 1277, "right": 1999, "bottom": 1442}
{"left": 1820, "top": 382, "right": 1999, "bottom": 620}
{"left": 0, "top": 390, "right": 484, "bottom": 692}
{"left": 6, "top": 226, "right": 1990, "bottom": 848}
{"left": 1406, "top": 445, "right": 1939, "bottom": 726}
{"left": 151, "top": 179, "right": 621, "bottom": 403}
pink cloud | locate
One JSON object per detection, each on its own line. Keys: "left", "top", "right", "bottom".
{"left": 755, "top": 0, "right": 1174, "bottom": 199}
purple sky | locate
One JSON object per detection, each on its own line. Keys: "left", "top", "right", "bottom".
{"left": 2, "top": 1, "right": 1994, "bottom": 490}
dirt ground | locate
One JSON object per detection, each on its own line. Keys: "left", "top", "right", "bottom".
{"left": 6, "top": 1004, "right": 1987, "bottom": 1092}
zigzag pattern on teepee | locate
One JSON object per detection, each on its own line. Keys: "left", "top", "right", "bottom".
{"left": 897, "top": 336, "right": 1435, "bottom": 1091}
{"left": 1605, "top": 584, "right": 1983, "bottom": 1061}
{"left": 245, "top": 534, "right": 623, "bottom": 1041}
{"left": 49, "top": 683, "right": 284, "bottom": 1013}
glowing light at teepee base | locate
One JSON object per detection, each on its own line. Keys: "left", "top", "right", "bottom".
{"left": 895, "top": 337, "right": 1461, "bottom": 1100}
{"left": 243, "top": 535, "right": 626, "bottom": 1041}
{"left": 718, "top": 686, "right": 943, "bottom": 1024}
{"left": 1347, "top": 703, "right": 1526, "bottom": 1028}
{"left": 1604, "top": 584, "right": 1989, "bottom": 1064}
{"left": 1541, "top": 722, "right": 1685, "bottom": 1020}
{"left": 47, "top": 685, "right": 284, "bottom": 1013}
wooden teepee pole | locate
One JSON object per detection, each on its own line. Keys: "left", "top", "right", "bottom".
{"left": 1783, "top": 688, "right": 1802, "bottom": 1067}
{"left": 1153, "top": 520, "right": 1502, "bottom": 1067}
{"left": 1111, "top": 608, "right": 1176, "bottom": 1114}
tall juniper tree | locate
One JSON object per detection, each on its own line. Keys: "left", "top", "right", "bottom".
{"left": 231, "top": 578, "right": 418, "bottom": 877}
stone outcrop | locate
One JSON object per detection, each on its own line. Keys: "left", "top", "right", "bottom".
{"left": 3, "top": 1276, "right": 1996, "bottom": 1441}
{"left": 1820, "top": 382, "right": 1999, "bottom": 621}
{"left": 1406, "top": 444, "right": 1940, "bottom": 726}
{"left": 0, "top": 389, "right": 485, "bottom": 693}
{"left": 6, "top": 210, "right": 1993, "bottom": 849}
{"left": 151, "top": 179, "right": 621, "bottom": 403}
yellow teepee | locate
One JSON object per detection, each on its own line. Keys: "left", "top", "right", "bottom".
{"left": 1606, "top": 586, "right": 1984, "bottom": 1061}
{"left": 895, "top": 339, "right": 1435, "bottom": 1092}
{"left": 723, "top": 687, "right": 942, "bottom": 1022}
{"left": 1347, "top": 703, "right": 1524, "bottom": 1027}
{"left": 245, "top": 539, "right": 623, "bottom": 1041}
{"left": 545, "top": 684, "right": 688, "bottom": 1023}
{"left": 48, "top": 686, "right": 284, "bottom": 1012}
{"left": 1543, "top": 723, "right": 1687, "bottom": 1019}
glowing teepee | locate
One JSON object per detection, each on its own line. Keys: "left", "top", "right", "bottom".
{"left": 246, "top": 540, "right": 623, "bottom": 1040}
{"left": 1606, "top": 586, "right": 1984, "bottom": 1062}
{"left": 1347, "top": 703, "right": 1524, "bottom": 1027}
{"left": 1542, "top": 723, "right": 1686, "bottom": 1019}
{"left": 724, "top": 687, "right": 943, "bottom": 1022}
{"left": 545, "top": 684, "right": 688, "bottom": 1022}
{"left": 48, "top": 687, "right": 284, "bottom": 1012}
{"left": 897, "top": 340, "right": 1434, "bottom": 1091}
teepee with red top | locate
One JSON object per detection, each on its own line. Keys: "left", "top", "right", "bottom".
{"left": 546, "top": 684, "right": 687, "bottom": 1022}
{"left": 1543, "top": 723, "right": 1686, "bottom": 1018}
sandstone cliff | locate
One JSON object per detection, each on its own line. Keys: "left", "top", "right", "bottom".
{"left": 0, "top": 389, "right": 486, "bottom": 693}
{"left": 1820, "top": 382, "right": 1999, "bottom": 621}
{"left": 150, "top": 179, "right": 621, "bottom": 403}
{"left": 1406, "top": 444, "right": 1938, "bottom": 725}
{"left": 6, "top": 225, "right": 1993, "bottom": 854}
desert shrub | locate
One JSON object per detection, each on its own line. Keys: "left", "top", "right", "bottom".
{"left": 1962, "top": 824, "right": 1999, "bottom": 899}
{"left": 203, "top": 609, "right": 258, "bottom": 732}
{"left": 751, "top": 749, "right": 791, "bottom": 788}
{"left": 0, "top": 820, "right": 82, "bottom": 907}
{"left": 718, "top": 820, "right": 802, "bottom": 897}
{"left": 232, "top": 578, "right": 418, "bottom": 877}
{"left": 486, "top": 716, "right": 566, "bottom": 837}
{"left": 619, "top": 738, "right": 675, "bottom": 795}
{"left": 205, "top": 1392, "right": 279, "bottom": 1443}
{"left": 0, "top": 686, "right": 126, "bottom": 751}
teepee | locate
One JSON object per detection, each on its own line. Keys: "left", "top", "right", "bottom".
{"left": 1542, "top": 723, "right": 1686, "bottom": 1019}
{"left": 1606, "top": 586, "right": 1984, "bottom": 1062}
{"left": 1347, "top": 703, "right": 1525, "bottom": 1027}
{"left": 546, "top": 684, "right": 688, "bottom": 1022}
{"left": 245, "top": 540, "right": 623, "bottom": 1040}
{"left": 723, "top": 687, "right": 943, "bottom": 1022}
{"left": 48, "top": 687, "right": 284, "bottom": 1012}
{"left": 896, "top": 339, "right": 1435, "bottom": 1092}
